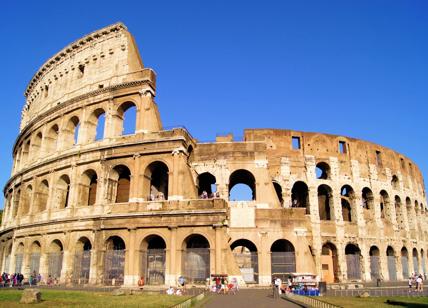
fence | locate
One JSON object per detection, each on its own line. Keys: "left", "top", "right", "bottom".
{"left": 103, "top": 250, "right": 125, "bottom": 286}
{"left": 141, "top": 249, "right": 166, "bottom": 285}
{"left": 233, "top": 251, "right": 259, "bottom": 283}
{"left": 271, "top": 252, "right": 296, "bottom": 281}
{"left": 15, "top": 254, "right": 23, "bottom": 273}
{"left": 328, "top": 287, "right": 428, "bottom": 297}
{"left": 182, "top": 248, "right": 210, "bottom": 284}
{"left": 30, "top": 253, "right": 41, "bottom": 274}
{"left": 284, "top": 293, "right": 342, "bottom": 308}
{"left": 73, "top": 251, "right": 91, "bottom": 284}
{"left": 48, "top": 252, "right": 63, "bottom": 279}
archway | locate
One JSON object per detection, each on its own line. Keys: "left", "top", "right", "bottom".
{"left": 395, "top": 196, "right": 403, "bottom": 230}
{"left": 345, "top": 244, "right": 361, "bottom": 280}
{"left": 369, "top": 246, "right": 380, "bottom": 281}
{"left": 57, "top": 175, "right": 71, "bottom": 209}
{"left": 3, "top": 244, "right": 12, "bottom": 273}
{"left": 412, "top": 248, "right": 419, "bottom": 274}
{"left": 229, "top": 169, "right": 256, "bottom": 201}
{"left": 387, "top": 246, "right": 397, "bottom": 281}
{"left": 273, "top": 182, "right": 284, "bottom": 206}
{"left": 37, "top": 180, "right": 49, "bottom": 212}
{"left": 291, "top": 181, "right": 309, "bottom": 213}
{"left": 231, "top": 239, "right": 259, "bottom": 284}
{"left": 197, "top": 172, "right": 217, "bottom": 198}
{"left": 118, "top": 102, "right": 136, "bottom": 135}
{"left": 15, "top": 243, "right": 24, "bottom": 273}
{"left": 321, "top": 243, "right": 338, "bottom": 283}
{"left": 73, "top": 237, "right": 92, "bottom": 285}
{"left": 145, "top": 161, "right": 169, "bottom": 201}
{"left": 362, "top": 187, "right": 374, "bottom": 210}
{"left": 48, "top": 240, "right": 63, "bottom": 280}
{"left": 182, "top": 235, "right": 210, "bottom": 284}
{"left": 103, "top": 236, "right": 126, "bottom": 286}
{"left": 318, "top": 185, "right": 332, "bottom": 221}
{"left": 112, "top": 165, "right": 131, "bottom": 203}
{"left": 380, "top": 190, "right": 389, "bottom": 220}
{"left": 30, "top": 241, "right": 41, "bottom": 275}
{"left": 315, "top": 162, "right": 330, "bottom": 179}
{"left": 140, "top": 235, "right": 166, "bottom": 285}
{"left": 341, "top": 185, "right": 354, "bottom": 222}
{"left": 80, "top": 170, "right": 98, "bottom": 206}
{"left": 271, "top": 239, "right": 296, "bottom": 281}
{"left": 401, "top": 247, "right": 409, "bottom": 279}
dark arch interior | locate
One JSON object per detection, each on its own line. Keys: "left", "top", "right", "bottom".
{"left": 318, "top": 184, "right": 332, "bottom": 220}
{"left": 147, "top": 161, "right": 169, "bottom": 200}
{"left": 230, "top": 239, "right": 258, "bottom": 252}
{"left": 198, "top": 172, "right": 216, "bottom": 196}
{"left": 271, "top": 240, "right": 295, "bottom": 252}
{"left": 273, "top": 182, "right": 283, "bottom": 206}
{"left": 386, "top": 246, "right": 395, "bottom": 256}
{"left": 345, "top": 244, "right": 360, "bottom": 255}
{"left": 315, "top": 162, "right": 330, "bottom": 179}
{"left": 185, "top": 234, "right": 210, "bottom": 249}
{"left": 107, "top": 236, "right": 126, "bottom": 250}
{"left": 291, "top": 181, "right": 309, "bottom": 209}
{"left": 362, "top": 187, "right": 373, "bottom": 209}
{"left": 401, "top": 247, "right": 408, "bottom": 257}
{"left": 369, "top": 246, "right": 380, "bottom": 256}
{"left": 146, "top": 235, "right": 166, "bottom": 249}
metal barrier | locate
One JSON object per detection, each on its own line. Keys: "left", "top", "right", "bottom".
{"left": 284, "top": 293, "right": 343, "bottom": 308}
{"left": 329, "top": 287, "right": 428, "bottom": 297}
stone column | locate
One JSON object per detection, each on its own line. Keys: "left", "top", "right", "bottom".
{"left": 124, "top": 229, "right": 138, "bottom": 286}
{"left": 258, "top": 231, "right": 271, "bottom": 286}
{"left": 137, "top": 89, "right": 162, "bottom": 133}
{"left": 60, "top": 233, "right": 73, "bottom": 285}
{"left": 166, "top": 226, "right": 178, "bottom": 286}
{"left": 360, "top": 244, "right": 371, "bottom": 281}
{"left": 214, "top": 224, "right": 223, "bottom": 275}
{"left": 170, "top": 149, "right": 184, "bottom": 200}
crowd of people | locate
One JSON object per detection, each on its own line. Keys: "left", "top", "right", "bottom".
{"left": 408, "top": 273, "right": 424, "bottom": 292}
{"left": 273, "top": 276, "right": 320, "bottom": 298}
{"left": 207, "top": 276, "right": 239, "bottom": 295}
{"left": 199, "top": 191, "right": 220, "bottom": 199}
{"left": 0, "top": 271, "right": 42, "bottom": 287}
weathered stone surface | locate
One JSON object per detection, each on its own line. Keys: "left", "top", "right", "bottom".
{"left": 359, "top": 291, "right": 370, "bottom": 298}
{"left": 20, "top": 289, "right": 42, "bottom": 304}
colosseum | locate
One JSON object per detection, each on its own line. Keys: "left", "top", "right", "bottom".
{"left": 1, "top": 22, "right": 427, "bottom": 288}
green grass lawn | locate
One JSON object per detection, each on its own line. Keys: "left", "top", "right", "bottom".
{"left": 321, "top": 296, "right": 428, "bottom": 308}
{"left": 0, "top": 289, "right": 190, "bottom": 307}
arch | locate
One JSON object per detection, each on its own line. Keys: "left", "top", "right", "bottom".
{"left": 406, "top": 197, "right": 415, "bottom": 230}
{"left": 118, "top": 101, "right": 137, "bottom": 136}
{"left": 369, "top": 246, "right": 381, "bottom": 281}
{"left": 271, "top": 239, "right": 296, "bottom": 280}
{"left": 380, "top": 190, "right": 389, "bottom": 220}
{"left": 46, "top": 124, "right": 59, "bottom": 153}
{"left": 30, "top": 241, "right": 41, "bottom": 275}
{"left": 395, "top": 196, "right": 404, "bottom": 229}
{"left": 341, "top": 185, "right": 355, "bottom": 222}
{"left": 73, "top": 237, "right": 92, "bottom": 285}
{"left": 112, "top": 165, "right": 131, "bottom": 203}
{"left": 386, "top": 246, "right": 397, "bottom": 281}
{"left": 231, "top": 239, "right": 259, "bottom": 283}
{"left": 14, "top": 243, "right": 25, "bottom": 273}
{"left": 197, "top": 172, "right": 217, "bottom": 198}
{"left": 37, "top": 180, "right": 49, "bottom": 212}
{"left": 48, "top": 240, "right": 63, "bottom": 280}
{"left": 401, "top": 247, "right": 409, "bottom": 279}
{"left": 3, "top": 244, "right": 12, "bottom": 273}
{"left": 321, "top": 242, "right": 338, "bottom": 283}
{"left": 21, "top": 140, "right": 31, "bottom": 165}
{"left": 64, "top": 116, "right": 80, "bottom": 147}
{"left": 421, "top": 249, "right": 427, "bottom": 275}
{"left": 21, "top": 185, "right": 33, "bottom": 215}
{"left": 315, "top": 162, "right": 330, "bottom": 180}
{"left": 104, "top": 236, "right": 126, "bottom": 286}
{"left": 362, "top": 187, "right": 374, "bottom": 210}
{"left": 13, "top": 189, "right": 21, "bottom": 218}
{"left": 391, "top": 175, "right": 399, "bottom": 190}
{"left": 412, "top": 248, "right": 419, "bottom": 274}
{"left": 80, "top": 170, "right": 98, "bottom": 206}
{"left": 140, "top": 235, "right": 167, "bottom": 285}
{"left": 87, "top": 108, "right": 106, "bottom": 142}
{"left": 32, "top": 132, "right": 43, "bottom": 159}
{"left": 291, "top": 181, "right": 310, "bottom": 213}
{"left": 318, "top": 184, "right": 332, "bottom": 221}
{"left": 56, "top": 175, "right": 71, "bottom": 209}
{"left": 229, "top": 169, "right": 256, "bottom": 201}
{"left": 345, "top": 243, "right": 361, "bottom": 280}
{"left": 145, "top": 161, "right": 169, "bottom": 201}
{"left": 182, "top": 234, "right": 210, "bottom": 284}
{"left": 273, "top": 181, "right": 283, "bottom": 206}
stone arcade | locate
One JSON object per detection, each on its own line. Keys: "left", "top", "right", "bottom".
{"left": 1, "top": 23, "right": 427, "bottom": 287}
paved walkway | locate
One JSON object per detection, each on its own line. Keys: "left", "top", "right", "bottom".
{"left": 204, "top": 289, "right": 301, "bottom": 308}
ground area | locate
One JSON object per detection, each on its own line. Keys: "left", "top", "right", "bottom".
{"left": 0, "top": 289, "right": 188, "bottom": 307}
{"left": 321, "top": 296, "right": 428, "bottom": 308}
{"left": 204, "top": 289, "right": 300, "bottom": 308}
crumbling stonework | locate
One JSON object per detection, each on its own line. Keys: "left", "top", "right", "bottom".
{"left": 1, "top": 23, "right": 427, "bottom": 287}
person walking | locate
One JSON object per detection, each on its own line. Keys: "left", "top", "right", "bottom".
{"left": 417, "top": 275, "right": 423, "bottom": 293}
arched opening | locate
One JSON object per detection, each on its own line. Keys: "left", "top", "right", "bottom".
{"left": 118, "top": 102, "right": 137, "bottom": 136}
{"left": 187, "top": 145, "right": 194, "bottom": 164}
{"left": 229, "top": 169, "right": 256, "bottom": 201}
{"left": 321, "top": 243, "right": 338, "bottom": 283}
{"left": 272, "top": 182, "right": 284, "bottom": 206}
{"left": 395, "top": 196, "right": 404, "bottom": 230}
{"left": 421, "top": 249, "right": 427, "bottom": 275}
{"left": 30, "top": 241, "right": 41, "bottom": 276}
{"left": 73, "top": 237, "right": 92, "bottom": 285}
{"left": 197, "top": 172, "right": 217, "bottom": 198}
{"left": 14, "top": 243, "right": 24, "bottom": 273}
{"left": 341, "top": 185, "right": 354, "bottom": 222}
{"left": 64, "top": 116, "right": 80, "bottom": 147}
{"left": 291, "top": 181, "right": 310, "bottom": 213}
{"left": 104, "top": 236, "right": 126, "bottom": 286}
{"left": 406, "top": 197, "right": 415, "bottom": 230}
{"left": 318, "top": 184, "right": 332, "bottom": 221}
{"left": 112, "top": 165, "right": 131, "bottom": 203}
{"left": 37, "top": 180, "right": 49, "bottom": 212}
{"left": 46, "top": 124, "right": 59, "bottom": 153}
{"left": 386, "top": 246, "right": 397, "bottom": 281}
{"left": 86, "top": 108, "right": 106, "bottom": 142}
{"left": 13, "top": 189, "right": 21, "bottom": 218}
{"left": 145, "top": 161, "right": 169, "bottom": 201}
{"left": 32, "top": 132, "right": 43, "bottom": 159}
{"left": 140, "top": 235, "right": 166, "bottom": 285}
{"left": 231, "top": 239, "right": 259, "bottom": 284}
{"left": 57, "top": 175, "right": 71, "bottom": 209}
{"left": 3, "top": 244, "right": 12, "bottom": 274}
{"left": 182, "top": 234, "right": 210, "bottom": 284}
{"left": 315, "top": 162, "right": 330, "bottom": 180}
{"left": 380, "top": 190, "right": 389, "bottom": 220}
{"left": 369, "top": 246, "right": 380, "bottom": 281}
{"left": 391, "top": 175, "right": 399, "bottom": 190}
{"left": 21, "top": 140, "right": 30, "bottom": 165}
{"left": 48, "top": 240, "right": 64, "bottom": 280}
{"left": 345, "top": 244, "right": 361, "bottom": 280}
{"left": 271, "top": 239, "right": 296, "bottom": 281}
{"left": 412, "top": 248, "right": 419, "bottom": 274}
{"left": 80, "top": 170, "right": 98, "bottom": 206}
{"left": 401, "top": 247, "right": 409, "bottom": 279}
{"left": 21, "top": 185, "right": 32, "bottom": 215}
{"left": 362, "top": 187, "right": 374, "bottom": 210}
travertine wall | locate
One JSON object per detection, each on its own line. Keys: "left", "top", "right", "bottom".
{"left": 1, "top": 23, "right": 427, "bottom": 287}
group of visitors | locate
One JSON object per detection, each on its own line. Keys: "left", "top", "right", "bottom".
{"left": 208, "top": 275, "right": 238, "bottom": 295}
{"left": 408, "top": 273, "right": 424, "bottom": 292}
{"left": 165, "top": 275, "right": 186, "bottom": 296}
{"left": 199, "top": 191, "right": 220, "bottom": 199}
{"left": 273, "top": 276, "right": 320, "bottom": 298}
{"left": 0, "top": 272, "right": 32, "bottom": 287}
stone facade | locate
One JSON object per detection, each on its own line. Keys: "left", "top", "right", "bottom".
{"left": 1, "top": 23, "right": 427, "bottom": 287}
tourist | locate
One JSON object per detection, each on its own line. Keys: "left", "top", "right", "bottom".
{"left": 408, "top": 276, "right": 413, "bottom": 293}
{"left": 417, "top": 274, "right": 423, "bottom": 292}
{"left": 177, "top": 275, "right": 186, "bottom": 293}
{"left": 274, "top": 276, "right": 282, "bottom": 298}
{"left": 137, "top": 276, "right": 145, "bottom": 290}
{"left": 166, "top": 286, "right": 175, "bottom": 295}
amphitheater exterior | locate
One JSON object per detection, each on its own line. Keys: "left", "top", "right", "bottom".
{"left": 1, "top": 23, "right": 427, "bottom": 287}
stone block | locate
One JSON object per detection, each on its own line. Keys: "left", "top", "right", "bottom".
{"left": 20, "top": 289, "right": 42, "bottom": 304}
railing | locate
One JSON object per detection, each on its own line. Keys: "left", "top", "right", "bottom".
{"left": 284, "top": 293, "right": 343, "bottom": 308}
{"left": 328, "top": 287, "right": 428, "bottom": 297}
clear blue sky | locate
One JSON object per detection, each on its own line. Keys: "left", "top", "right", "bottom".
{"left": 1, "top": 1, "right": 427, "bottom": 205}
